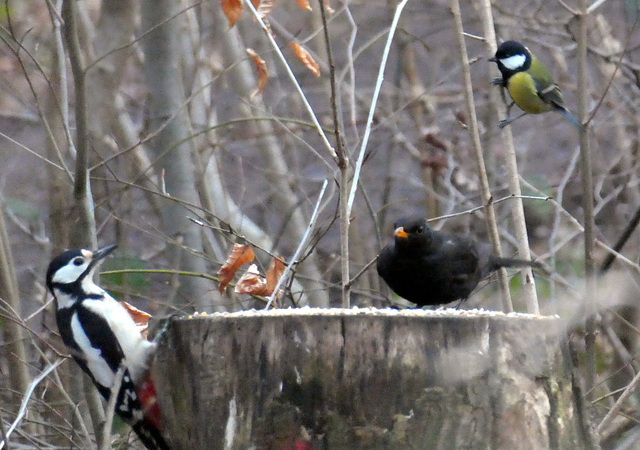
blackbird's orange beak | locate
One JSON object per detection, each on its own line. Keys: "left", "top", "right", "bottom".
{"left": 394, "top": 226, "right": 408, "bottom": 239}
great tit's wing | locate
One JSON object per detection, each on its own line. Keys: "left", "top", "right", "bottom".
{"left": 536, "top": 81, "right": 565, "bottom": 109}
{"left": 529, "top": 58, "right": 565, "bottom": 108}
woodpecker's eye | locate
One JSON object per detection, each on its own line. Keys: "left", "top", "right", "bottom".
{"left": 73, "top": 257, "right": 85, "bottom": 266}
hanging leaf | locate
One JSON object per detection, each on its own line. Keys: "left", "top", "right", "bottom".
{"left": 265, "top": 257, "right": 285, "bottom": 294}
{"left": 295, "top": 0, "right": 312, "bottom": 11}
{"left": 290, "top": 42, "right": 320, "bottom": 77}
{"left": 235, "top": 264, "right": 269, "bottom": 295}
{"left": 221, "top": 0, "right": 243, "bottom": 27}
{"left": 246, "top": 48, "right": 269, "bottom": 96}
{"left": 218, "top": 244, "right": 255, "bottom": 292}
{"left": 255, "top": 0, "right": 275, "bottom": 19}
{"left": 235, "top": 257, "right": 285, "bottom": 297}
{"left": 324, "top": 1, "right": 334, "bottom": 14}
{"left": 120, "top": 301, "right": 152, "bottom": 339}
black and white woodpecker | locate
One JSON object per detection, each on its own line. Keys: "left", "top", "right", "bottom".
{"left": 46, "top": 245, "right": 170, "bottom": 450}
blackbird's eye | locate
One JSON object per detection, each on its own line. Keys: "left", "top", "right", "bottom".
{"left": 73, "top": 257, "right": 85, "bottom": 266}
{"left": 416, "top": 226, "right": 423, "bottom": 234}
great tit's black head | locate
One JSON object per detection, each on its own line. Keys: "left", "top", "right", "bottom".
{"left": 490, "top": 40, "right": 531, "bottom": 77}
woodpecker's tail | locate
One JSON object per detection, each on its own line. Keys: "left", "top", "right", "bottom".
{"left": 114, "top": 368, "right": 170, "bottom": 449}
{"left": 132, "top": 419, "right": 171, "bottom": 450}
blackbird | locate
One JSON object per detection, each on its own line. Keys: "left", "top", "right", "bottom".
{"left": 376, "top": 216, "right": 540, "bottom": 307}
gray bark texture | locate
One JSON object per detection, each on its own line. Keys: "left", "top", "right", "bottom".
{"left": 152, "top": 309, "right": 589, "bottom": 449}
{"left": 141, "top": 0, "right": 219, "bottom": 310}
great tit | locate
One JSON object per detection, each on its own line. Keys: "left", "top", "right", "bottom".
{"left": 489, "top": 40, "right": 582, "bottom": 130}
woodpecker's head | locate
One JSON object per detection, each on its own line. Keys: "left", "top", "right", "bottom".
{"left": 46, "top": 245, "right": 117, "bottom": 302}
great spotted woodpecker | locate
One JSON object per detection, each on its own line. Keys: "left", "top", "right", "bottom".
{"left": 46, "top": 245, "right": 170, "bottom": 450}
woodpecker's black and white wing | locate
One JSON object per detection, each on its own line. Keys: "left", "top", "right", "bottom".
{"left": 57, "top": 303, "right": 125, "bottom": 398}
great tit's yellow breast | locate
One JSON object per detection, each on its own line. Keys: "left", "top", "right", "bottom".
{"left": 507, "top": 72, "right": 553, "bottom": 114}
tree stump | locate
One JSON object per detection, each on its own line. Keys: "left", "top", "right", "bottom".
{"left": 152, "top": 308, "right": 588, "bottom": 449}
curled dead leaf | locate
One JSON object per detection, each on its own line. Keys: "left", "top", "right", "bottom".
{"left": 265, "top": 257, "right": 285, "bottom": 294}
{"left": 235, "top": 264, "right": 269, "bottom": 295}
{"left": 246, "top": 48, "right": 269, "bottom": 97}
{"left": 296, "top": 0, "right": 312, "bottom": 10}
{"left": 120, "top": 301, "right": 152, "bottom": 339}
{"left": 221, "top": 0, "right": 243, "bottom": 27}
{"left": 234, "top": 257, "right": 285, "bottom": 299}
{"left": 255, "top": 0, "right": 274, "bottom": 19}
{"left": 218, "top": 244, "right": 255, "bottom": 293}
{"left": 290, "top": 42, "right": 320, "bottom": 77}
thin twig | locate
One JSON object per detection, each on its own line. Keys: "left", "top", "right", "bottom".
{"left": 597, "top": 367, "right": 640, "bottom": 434}
{"left": 346, "top": 256, "right": 378, "bottom": 290}
{"left": 100, "top": 366, "right": 125, "bottom": 450}
{"left": 576, "top": 0, "right": 597, "bottom": 396}
{"left": 345, "top": 0, "right": 408, "bottom": 214}
{"left": 427, "top": 194, "right": 550, "bottom": 223}
{"left": 478, "top": 0, "right": 539, "bottom": 313}
{"left": 266, "top": 180, "right": 329, "bottom": 310}
{"left": 450, "top": 0, "right": 512, "bottom": 311}
{"left": 242, "top": 0, "right": 337, "bottom": 163}
{"left": 0, "top": 360, "right": 63, "bottom": 450}
{"left": 316, "top": 0, "right": 350, "bottom": 308}
{"left": 599, "top": 203, "right": 640, "bottom": 274}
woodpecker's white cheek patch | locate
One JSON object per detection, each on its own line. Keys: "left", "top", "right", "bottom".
{"left": 71, "top": 312, "right": 115, "bottom": 389}
{"left": 53, "top": 263, "right": 90, "bottom": 284}
{"left": 500, "top": 54, "right": 526, "bottom": 70}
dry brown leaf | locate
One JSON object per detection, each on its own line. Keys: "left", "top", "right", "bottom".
{"left": 235, "top": 264, "right": 269, "bottom": 295}
{"left": 218, "top": 244, "right": 255, "bottom": 292}
{"left": 221, "top": 0, "right": 243, "bottom": 27}
{"left": 255, "top": 0, "right": 274, "bottom": 19}
{"left": 246, "top": 48, "right": 269, "bottom": 96}
{"left": 265, "top": 257, "right": 285, "bottom": 294}
{"left": 120, "top": 301, "right": 152, "bottom": 338}
{"left": 290, "top": 42, "right": 320, "bottom": 77}
{"left": 295, "top": 0, "right": 312, "bottom": 10}
{"left": 324, "top": 1, "right": 334, "bottom": 14}
{"left": 234, "top": 257, "right": 285, "bottom": 297}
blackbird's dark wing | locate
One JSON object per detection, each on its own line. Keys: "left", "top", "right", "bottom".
{"left": 430, "top": 236, "right": 483, "bottom": 298}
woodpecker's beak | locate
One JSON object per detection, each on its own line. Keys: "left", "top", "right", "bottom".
{"left": 91, "top": 244, "right": 118, "bottom": 265}
{"left": 394, "top": 227, "right": 408, "bottom": 239}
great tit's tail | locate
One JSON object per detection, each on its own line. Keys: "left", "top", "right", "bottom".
{"left": 559, "top": 108, "right": 583, "bottom": 130}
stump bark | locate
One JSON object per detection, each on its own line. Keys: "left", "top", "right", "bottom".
{"left": 152, "top": 308, "right": 589, "bottom": 449}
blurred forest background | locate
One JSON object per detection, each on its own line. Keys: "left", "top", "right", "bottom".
{"left": 1, "top": 0, "right": 640, "bottom": 447}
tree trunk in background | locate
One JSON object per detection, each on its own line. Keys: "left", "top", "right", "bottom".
{"left": 153, "top": 309, "right": 592, "bottom": 449}
{"left": 0, "top": 206, "right": 32, "bottom": 433}
{"left": 141, "top": 0, "right": 221, "bottom": 311}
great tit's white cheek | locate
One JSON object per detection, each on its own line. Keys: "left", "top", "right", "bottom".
{"left": 500, "top": 54, "right": 526, "bottom": 70}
